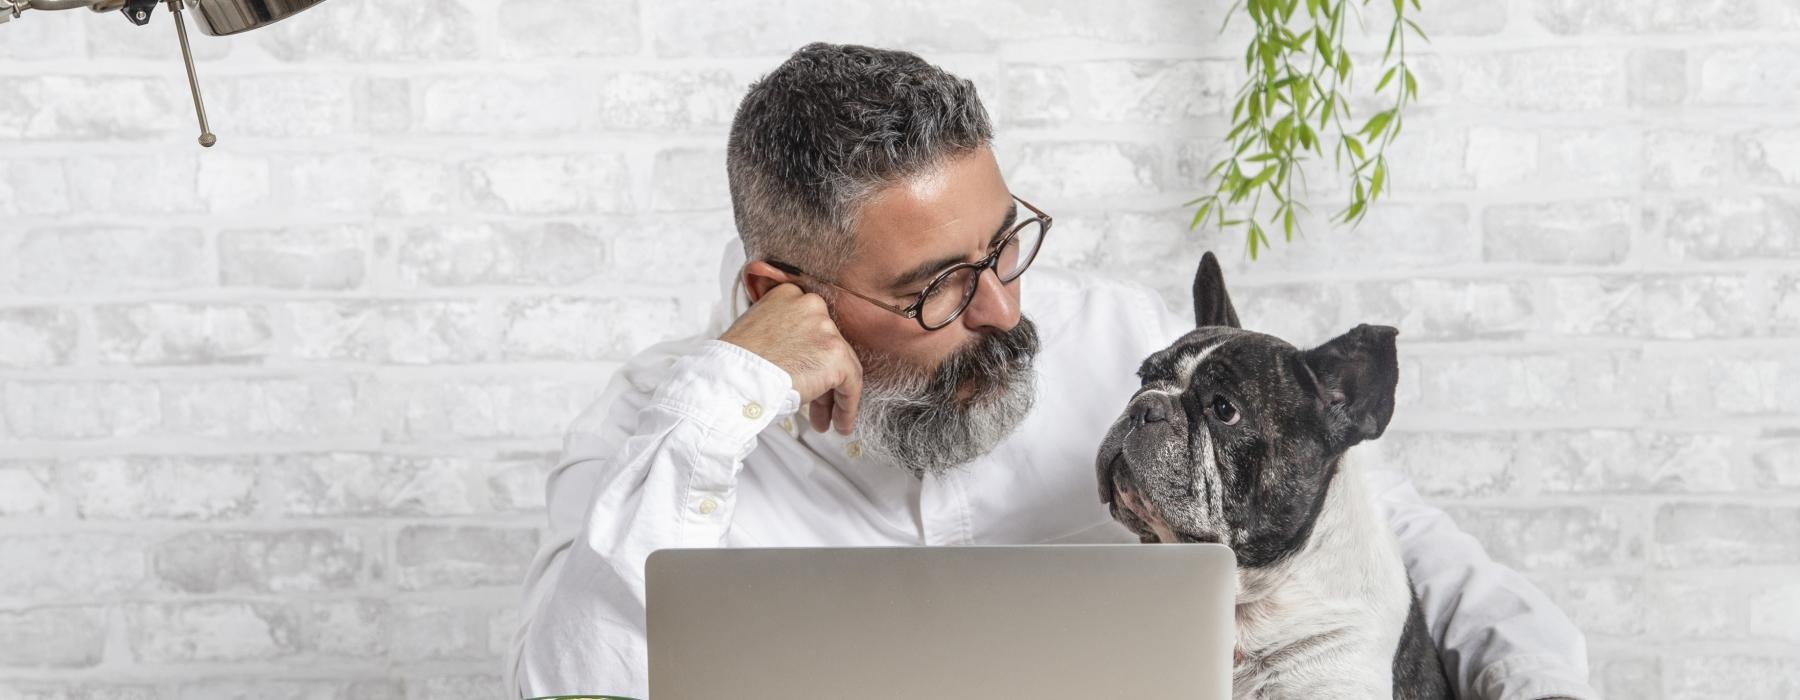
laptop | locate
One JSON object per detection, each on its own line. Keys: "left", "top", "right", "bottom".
{"left": 646, "top": 544, "right": 1235, "bottom": 699}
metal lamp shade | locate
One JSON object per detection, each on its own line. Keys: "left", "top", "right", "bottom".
{"left": 190, "top": 0, "right": 326, "bottom": 36}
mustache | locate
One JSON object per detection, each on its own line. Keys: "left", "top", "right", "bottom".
{"left": 925, "top": 316, "right": 1041, "bottom": 400}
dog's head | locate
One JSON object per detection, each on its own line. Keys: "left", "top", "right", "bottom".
{"left": 1095, "top": 252, "right": 1399, "bottom": 567}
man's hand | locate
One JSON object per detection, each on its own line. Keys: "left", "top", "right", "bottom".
{"left": 719, "top": 283, "right": 863, "bottom": 435}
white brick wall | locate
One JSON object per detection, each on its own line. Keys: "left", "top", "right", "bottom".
{"left": 1, "top": 0, "right": 1797, "bottom": 697}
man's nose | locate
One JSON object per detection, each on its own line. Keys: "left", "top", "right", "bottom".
{"left": 958, "top": 267, "right": 1021, "bottom": 332}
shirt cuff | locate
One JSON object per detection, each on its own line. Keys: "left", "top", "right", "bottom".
{"left": 1476, "top": 654, "right": 1599, "bottom": 700}
{"left": 652, "top": 338, "right": 800, "bottom": 457}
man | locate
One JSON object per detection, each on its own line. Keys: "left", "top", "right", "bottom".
{"left": 510, "top": 43, "right": 1595, "bottom": 700}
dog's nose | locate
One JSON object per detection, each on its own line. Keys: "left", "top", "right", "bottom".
{"left": 1131, "top": 398, "right": 1169, "bottom": 425}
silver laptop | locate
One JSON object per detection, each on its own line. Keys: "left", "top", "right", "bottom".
{"left": 646, "top": 544, "right": 1235, "bottom": 699}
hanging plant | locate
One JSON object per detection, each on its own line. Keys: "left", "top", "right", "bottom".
{"left": 1190, "top": 0, "right": 1428, "bottom": 258}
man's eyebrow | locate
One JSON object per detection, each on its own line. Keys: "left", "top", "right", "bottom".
{"left": 887, "top": 202, "right": 1019, "bottom": 292}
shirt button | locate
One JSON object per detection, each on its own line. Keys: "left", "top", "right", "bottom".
{"left": 742, "top": 401, "right": 764, "bottom": 420}
{"left": 698, "top": 496, "right": 719, "bottom": 515}
{"left": 846, "top": 441, "right": 864, "bottom": 459}
{"left": 780, "top": 417, "right": 796, "bottom": 435}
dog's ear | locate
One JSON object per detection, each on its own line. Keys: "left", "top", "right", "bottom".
{"left": 1192, "top": 251, "right": 1241, "bottom": 329}
{"left": 1300, "top": 324, "right": 1400, "bottom": 448}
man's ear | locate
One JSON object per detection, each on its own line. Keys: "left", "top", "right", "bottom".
{"left": 1301, "top": 324, "right": 1400, "bottom": 448}
{"left": 742, "top": 260, "right": 800, "bottom": 303}
{"left": 1193, "top": 251, "right": 1241, "bottom": 329}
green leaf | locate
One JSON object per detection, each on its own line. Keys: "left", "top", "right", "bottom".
{"left": 1248, "top": 165, "right": 1278, "bottom": 190}
{"left": 1404, "top": 69, "right": 1419, "bottom": 101}
{"left": 1406, "top": 17, "right": 1428, "bottom": 41}
{"left": 1361, "top": 109, "right": 1395, "bottom": 138}
{"left": 1376, "top": 66, "right": 1399, "bottom": 93}
{"left": 1190, "top": 199, "right": 1216, "bottom": 229}
{"left": 1283, "top": 205, "right": 1296, "bottom": 241}
{"left": 1247, "top": 152, "right": 1281, "bottom": 162}
{"left": 1343, "top": 135, "right": 1366, "bottom": 161}
{"left": 1370, "top": 159, "right": 1387, "bottom": 200}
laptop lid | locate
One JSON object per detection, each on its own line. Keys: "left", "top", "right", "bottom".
{"left": 646, "top": 544, "right": 1235, "bottom": 700}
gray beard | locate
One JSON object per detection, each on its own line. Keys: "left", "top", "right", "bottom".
{"left": 850, "top": 317, "right": 1041, "bottom": 477}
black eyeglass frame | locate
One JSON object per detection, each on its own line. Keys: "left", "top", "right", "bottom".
{"left": 764, "top": 194, "right": 1053, "bottom": 331}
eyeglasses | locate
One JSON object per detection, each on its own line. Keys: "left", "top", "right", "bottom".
{"left": 767, "top": 194, "right": 1053, "bottom": 331}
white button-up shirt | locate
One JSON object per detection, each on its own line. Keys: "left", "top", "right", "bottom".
{"left": 510, "top": 243, "right": 1597, "bottom": 700}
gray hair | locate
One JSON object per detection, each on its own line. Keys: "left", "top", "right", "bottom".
{"left": 726, "top": 42, "right": 995, "bottom": 278}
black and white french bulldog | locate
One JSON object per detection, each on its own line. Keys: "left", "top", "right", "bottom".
{"left": 1095, "top": 252, "right": 1452, "bottom": 699}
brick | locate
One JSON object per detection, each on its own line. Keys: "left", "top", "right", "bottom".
{"left": 998, "top": 64, "right": 1074, "bottom": 128}
{"left": 1006, "top": 141, "right": 1159, "bottom": 202}
{"left": 156, "top": 376, "right": 368, "bottom": 440}
{"left": 173, "top": 678, "right": 400, "bottom": 700}
{"left": 650, "top": 148, "right": 730, "bottom": 212}
{"left": 396, "top": 222, "right": 607, "bottom": 288}
{"left": 1428, "top": 2, "right": 1507, "bottom": 36}
{"left": 0, "top": 158, "right": 69, "bottom": 217}
{"left": 1644, "top": 575, "right": 1747, "bottom": 639}
{"left": 65, "top": 154, "right": 202, "bottom": 214}
{"left": 1483, "top": 199, "right": 1633, "bottom": 265}
{"left": 1540, "top": 128, "right": 1640, "bottom": 189}
{"left": 1536, "top": 430, "right": 1745, "bottom": 494}
{"left": 2, "top": 381, "right": 162, "bottom": 440}
{"left": 1593, "top": 655, "right": 1660, "bottom": 700}
{"left": 220, "top": 226, "right": 370, "bottom": 290}
{"left": 209, "top": 74, "right": 359, "bottom": 138}
{"left": 595, "top": 69, "right": 743, "bottom": 129}
{"left": 263, "top": 452, "right": 552, "bottom": 517}
{"left": 1377, "top": 432, "right": 1520, "bottom": 498}
{"left": 0, "top": 606, "right": 109, "bottom": 668}
{"left": 419, "top": 74, "right": 591, "bottom": 136}
{"left": 373, "top": 155, "right": 464, "bottom": 216}
{"left": 1657, "top": 195, "right": 1800, "bottom": 260}
{"left": 1538, "top": 275, "right": 1643, "bottom": 337}
{"left": 1753, "top": 436, "right": 1800, "bottom": 490}
{"left": 496, "top": 0, "right": 639, "bottom": 58}
{"left": 1630, "top": 49, "right": 1688, "bottom": 108}
{"left": 1404, "top": 350, "right": 1648, "bottom": 419}
{"left": 16, "top": 76, "right": 183, "bottom": 141}
{"left": 0, "top": 228, "right": 207, "bottom": 296}
{"left": 388, "top": 600, "right": 491, "bottom": 661}
{"left": 1695, "top": 46, "right": 1800, "bottom": 107}
{"left": 1665, "top": 655, "right": 1800, "bottom": 700}
{"left": 1640, "top": 275, "right": 1760, "bottom": 339}
{"left": 0, "top": 461, "right": 58, "bottom": 517}
{"left": 1748, "top": 581, "right": 1800, "bottom": 642}
{"left": 0, "top": 8, "right": 84, "bottom": 62}
{"left": 94, "top": 303, "right": 274, "bottom": 365}
{"left": 1442, "top": 505, "right": 1633, "bottom": 570}
{"left": 1536, "top": 574, "right": 1644, "bottom": 636}
{"left": 1737, "top": 128, "right": 1800, "bottom": 187}
{"left": 300, "top": 598, "right": 388, "bottom": 659}
{"left": 393, "top": 525, "right": 538, "bottom": 590}
{"left": 0, "top": 534, "right": 148, "bottom": 598}
{"left": 1653, "top": 503, "right": 1800, "bottom": 567}
{"left": 405, "top": 674, "right": 507, "bottom": 700}
{"left": 1011, "top": 61, "right": 1234, "bottom": 126}
{"left": 254, "top": 0, "right": 479, "bottom": 62}
{"left": 284, "top": 153, "right": 376, "bottom": 216}
{"left": 197, "top": 151, "right": 274, "bottom": 215}
{"left": 643, "top": 0, "right": 873, "bottom": 57}
{"left": 1533, "top": 0, "right": 1758, "bottom": 34}
{"left": 282, "top": 299, "right": 492, "bottom": 364}
{"left": 499, "top": 296, "right": 686, "bottom": 361}
{"left": 379, "top": 377, "right": 608, "bottom": 443}
{"left": 465, "top": 153, "right": 630, "bottom": 215}
{"left": 1229, "top": 283, "right": 1346, "bottom": 348}
{"left": 127, "top": 601, "right": 300, "bottom": 663}
{"left": 151, "top": 529, "right": 371, "bottom": 594}
{"left": 0, "top": 307, "right": 78, "bottom": 367}
{"left": 63, "top": 456, "right": 259, "bottom": 520}
{"left": 359, "top": 77, "right": 412, "bottom": 135}
{"left": 605, "top": 214, "right": 740, "bottom": 287}
{"left": 84, "top": 8, "right": 228, "bottom": 60}
{"left": 1415, "top": 49, "right": 1629, "bottom": 112}
{"left": 1657, "top": 350, "right": 1800, "bottom": 416}
{"left": 1353, "top": 279, "right": 1533, "bottom": 341}
{"left": 0, "top": 682, "right": 163, "bottom": 700}
{"left": 1464, "top": 127, "right": 1536, "bottom": 190}
{"left": 1647, "top": 129, "right": 1728, "bottom": 190}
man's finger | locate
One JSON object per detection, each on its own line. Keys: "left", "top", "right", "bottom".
{"left": 832, "top": 354, "right": 862, "bottom": 436}
{"left": 809, "top": 394, "right": 832, "bottom": 434}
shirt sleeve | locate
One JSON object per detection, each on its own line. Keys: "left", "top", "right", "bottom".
{"left": 508, "top": 338, "right": 800, "bottom": 699}
{"left": 1365, "top": 467, "right": 1599, "bottom": 700}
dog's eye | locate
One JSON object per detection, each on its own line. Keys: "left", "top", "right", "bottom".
{"left": 1210, "top": 396, "right": 1240, "bottom": 425}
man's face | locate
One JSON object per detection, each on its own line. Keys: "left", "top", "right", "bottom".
{"left": 831, "top": 146, "right": 1024, "bottom": 375}
{"left": 822, "top": 146, "right": 1042, "bottom": 475}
